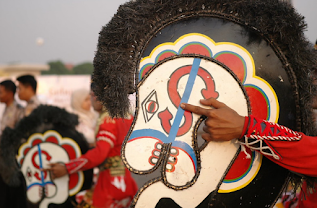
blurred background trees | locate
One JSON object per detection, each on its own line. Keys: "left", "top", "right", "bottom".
{"left": 42, "top": 61, "right": 93, "bottom": 75}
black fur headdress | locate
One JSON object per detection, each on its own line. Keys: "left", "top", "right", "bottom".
{"left": 93, "top": 0, "right": 316, "bottom": 136}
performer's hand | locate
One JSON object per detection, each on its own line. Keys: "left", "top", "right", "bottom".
{"left": 180, "top": 98, "right": 245, "bottom": 141}
{"left": 42, "top": 163, "right": 68, "bottom": 179}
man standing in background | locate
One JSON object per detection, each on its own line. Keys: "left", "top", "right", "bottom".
{"left": 0, "top": 80, "right": 24, "bottom": 135}
{"left": 0, "top": 79, "right": 27, "bottom": 208}
{"left": 17, "top": 75, "right": 40, "bottom": 116}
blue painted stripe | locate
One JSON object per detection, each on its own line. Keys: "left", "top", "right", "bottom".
{"left": 27, "top": 181, "right": 54, "bottom": 190}
{"left": 128, "top": 129, "right": 197, "bottom": 171}
{"left": 168, "top": 58, "right": 201, "bottom": 140}
{"left": 172, "top": 140, "right": 197, "bottom": 170}
{"left": 129, "top": 129, "right": 168, "bottom": 143}
{"left": 37, "top": 144, "right": 45, "bottom": 187}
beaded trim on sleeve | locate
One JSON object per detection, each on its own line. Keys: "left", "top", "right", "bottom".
{"left": 239, "top": 135, "right": 281, "bottom": 160}
{"left": 238, "top": 115, "right": 302, "bottom": 160}
{"left": 65, "top": 158, "right": 88, "bottom": 175}
{"left": 245, "top": 115, "right": 302, "bottom": 141}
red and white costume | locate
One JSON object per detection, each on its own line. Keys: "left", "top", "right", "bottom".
{"left": 240, "top": 115, "right": 317, "bottom": 208}
{"left": 65, "top": 112, "right": 138, "bottom": 208}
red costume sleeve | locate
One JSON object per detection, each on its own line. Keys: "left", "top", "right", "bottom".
{"left": 65, "top": 119, "right": 117, "bottom": 174}
{"left": 239, "top": 115, "right": 317, "bottom": 177}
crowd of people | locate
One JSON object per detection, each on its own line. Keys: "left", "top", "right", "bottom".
{"left": 0, "top": 75, "right": 40, "bottom": 135}
{"left": 0, "top": 73, "right": 316, "bottom": 207}
{"left": 2, "top": 72, "right": 316, "bottom": 208}
{"left": 0, "top": 74, "right": 138, "bottom": 208}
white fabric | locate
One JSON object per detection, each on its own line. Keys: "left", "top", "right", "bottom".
{"left": 70, "top": 88, "right": 98, "bottom": 145}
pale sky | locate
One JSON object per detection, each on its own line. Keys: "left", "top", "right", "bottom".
{"left": 0, "top": 0, "right": 316, "bottom": 65}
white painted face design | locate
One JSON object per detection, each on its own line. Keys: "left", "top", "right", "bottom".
{"left": 124, "top": 56, "right": 248, "bottom": 187}
{"left": 21, "top": 142, "right": 69, "bottom": 208}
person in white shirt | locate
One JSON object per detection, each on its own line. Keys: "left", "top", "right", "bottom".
{"left": 16, "top": 75, "right": 40, "bottom": 117}
{"left": 70, "top": 88, "right": 98, "bottom": 147}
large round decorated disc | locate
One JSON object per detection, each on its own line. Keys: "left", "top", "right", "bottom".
{"left": 92, "top": 0, "right": 316, "bottom": 207}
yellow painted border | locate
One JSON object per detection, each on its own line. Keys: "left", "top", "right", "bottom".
{"left": 218, "top": 154, "right": 262, "bottom": 193}
{"left": 140, "top": 33, "right": 279, "bottom": 123}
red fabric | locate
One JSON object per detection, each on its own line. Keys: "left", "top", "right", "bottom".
{"left": 282, "top": 193, "right": 299, "bottom": 208}
{"left": 65, "top": 158, "right": 88, "bottom": 174}
{"left": 239, "top": 116, "right": 249, "bottom": 139}
{"left": 263, "top": 133, "right": 317, "bottom": 178}
{"left": 66, "top": 114, "right": 138, "bottom": 208}
{"left": 244, "top": 116, "right": 316, "bottom": 177}
{"left": 243, "top": 115, "right": 317, "bottom": 207}
{"left": 245, "top": 115, "right": 302, "bottom": 141}
{"left": 296, "top": 181, "right": 317, "bottom": 208}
